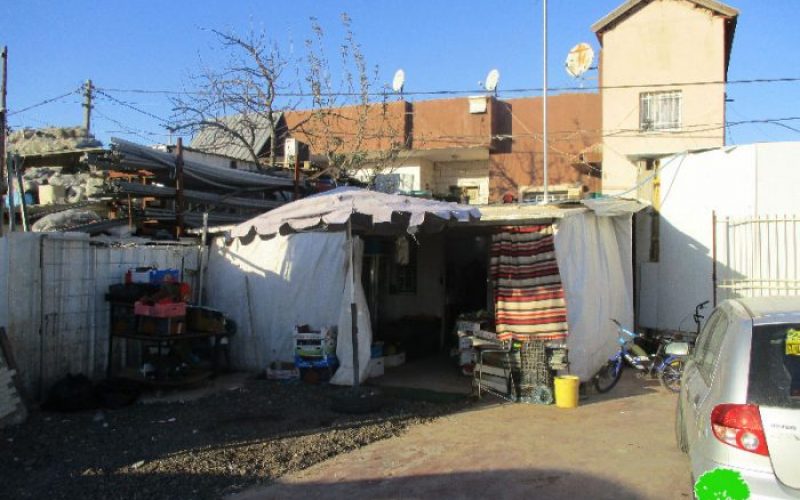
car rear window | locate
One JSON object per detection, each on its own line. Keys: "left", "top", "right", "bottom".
{"left": 748, "top": 324, "right": 800, "bottom": 409}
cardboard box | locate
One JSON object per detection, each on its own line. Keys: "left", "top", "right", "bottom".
{"left": 459, "top": 349, "right": 475, "bottom": 365}
{"left": 368, "top": 357, "right": 385, "bottom": 378}
{"left": 456, "top": 320, "right": 482, "bottom": 334}
{"left": 137, "top": 316, "right": 185, "bottom": 336}
{"left": 38, "top": 185, "right": 66, "bottom": 205}
{"left": 384, "top": 352, "right": 405, "bottom": 367}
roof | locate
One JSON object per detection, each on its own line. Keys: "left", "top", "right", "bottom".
{"left": 592, "top": 0, "right": 739, "bottom": 75}
{"left": 230, "top": 187, "right": 481, "bottom": 239}
{"left": 189, "top": 112, "right": 282, "bottom": 162}
{"left": 733, "top": 296, "right": 800, "bottom": 324}
{"left": 592, "top": 0, "right": 739, "bottom": 34}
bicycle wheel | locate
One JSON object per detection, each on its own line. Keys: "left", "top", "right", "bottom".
{"left": 659, "top": 358, "right": 684, "bottom": 393}
{"left": 593, "top": 358, "right": 623, "bottom": 393}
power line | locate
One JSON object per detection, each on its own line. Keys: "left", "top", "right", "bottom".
{"left": 94, "top": 88, "right": 173, "bottom": 126}
{"left": 95, "top": 76, "right": 800, "bottom": 99}
{"left": 7, "top": 88, "right": 82, "bottom": 116}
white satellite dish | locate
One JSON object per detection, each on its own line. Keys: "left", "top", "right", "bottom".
{"left": 485, "top": 69, "right": 500, "bottom": 93}
{"left": 565, "top": 43, "right": 594, "bottom": 78}
{"left": 392, "top": 69, "right": 406, "bottom": 93}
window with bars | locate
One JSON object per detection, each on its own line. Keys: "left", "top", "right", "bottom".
{"left": 640, "top": 91, "right": 682, "bottom": 131}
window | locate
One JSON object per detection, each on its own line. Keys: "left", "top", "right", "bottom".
{"left": 640, "top": 91, "right": 682, "bottom": 131}
{"left": 389, "top": 238, "right": 417, "bottom": 294}
{"left": 748, "top": 324, "right": 800, "bottom": 409}
{"left": 694, "top": 310, "right": 729, "bottom": 382}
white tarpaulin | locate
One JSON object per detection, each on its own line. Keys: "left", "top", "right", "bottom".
{"left": 554, "top": 212, "right": 634, "bottom": 380}
{"left": 230, "top": 187, "right": 480, "bottom": 239}
{"left": 330, "top": 237, "right": 372, "bottom": 385}
{"left": 207, "top": 188, "right": 479, "bottom": 385}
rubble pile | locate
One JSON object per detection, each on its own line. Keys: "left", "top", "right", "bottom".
{"left": 7, "top": 127, "right": 102, "bottom": 156}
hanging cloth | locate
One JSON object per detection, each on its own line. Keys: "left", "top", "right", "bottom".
{"left": 490, "top": 225, "right": 568, "bottom": 341}
{"left": 395, "top": 236, "right": 410, "bottom": 266}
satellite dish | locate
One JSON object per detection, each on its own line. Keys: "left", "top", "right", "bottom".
{"left": 485, "top": 69, "right": 500, "bottom": 93}
{"left": 392, "top": 69, "right": 406, "bottom": 93}
{"left": 565, "top": 43, "right": 594, "bottom": 78}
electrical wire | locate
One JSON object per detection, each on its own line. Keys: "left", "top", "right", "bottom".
{"left": 94, "top": 89, "right": 173, "bottom": 126}
{"left": 7, "top": 88, "right": 82, "bottom": 116}
{"left": 95, "top": 76, "right": 800, "bottom": 99}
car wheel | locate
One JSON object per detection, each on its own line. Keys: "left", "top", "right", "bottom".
{"left": 675, "top": 397, "right": 688, "bottom": 453}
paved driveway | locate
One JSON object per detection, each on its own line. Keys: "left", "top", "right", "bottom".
{"left": 231, "top": 373, "right": 692, "bottom": 499}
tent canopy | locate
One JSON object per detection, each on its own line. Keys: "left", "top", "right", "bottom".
{"left": 230, "top": 187, "right": 481, "bottom": 239}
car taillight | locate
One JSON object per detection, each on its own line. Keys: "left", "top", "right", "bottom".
{"left": 710, "top": 404, "right": 769, "bottom": 456}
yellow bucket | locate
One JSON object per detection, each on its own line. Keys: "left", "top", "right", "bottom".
{"left": 554, "top": 375, "right": 580, "bottom": 409}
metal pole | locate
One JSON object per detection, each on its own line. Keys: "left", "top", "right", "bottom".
{"left": 198, "top": 212, "right": 209, "bottom": 306}
{"left": 6, "top": 158, "right": 14, "bottom": 232}
{"left": 293, "top": 153, "right": 300, "bottom": 201}
{"left": 712, "top": 210, "right": 717, "bottom": 306}
{"left": 82, "top": 79, "right": 93, "bottom": 136}
{"left": 14, "top": 155, "right": 28, "bottom": 231}
{"left": 348, "top": 219, "right": 359, "bottom": 388}
{"left": 0, "top": 46, "right": 8, "bottom": 236}
{"left": 542, "top": 0, "right": 549, "bottom": 204}
{"left": 175, "top": 138, "right": 185, "bottom": 237}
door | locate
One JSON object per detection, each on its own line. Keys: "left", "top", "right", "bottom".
{"left": 682, "top": 308, "right": 728, "bottom": 452}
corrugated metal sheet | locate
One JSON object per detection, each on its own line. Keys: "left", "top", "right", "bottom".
{"left": 189, "top": 112, "right": 282, "bottom": 162}
{"left": 112, "top": 137, "right": 293, "bottom": 189}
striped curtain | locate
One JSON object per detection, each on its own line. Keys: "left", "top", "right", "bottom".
{"left": 490, "top": 225, "right": 568, "bottom": 341}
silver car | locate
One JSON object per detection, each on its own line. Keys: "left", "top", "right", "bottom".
{"left": 677, "top": 297, "right": 800, "bottom": 498}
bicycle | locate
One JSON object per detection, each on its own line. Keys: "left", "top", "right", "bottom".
{"left": 592, "top": 319, "right": 690, "bottom": 393}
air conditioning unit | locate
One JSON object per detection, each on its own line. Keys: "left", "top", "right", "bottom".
{"left": 520, "top": 184, "right": 585, "bottom": 203}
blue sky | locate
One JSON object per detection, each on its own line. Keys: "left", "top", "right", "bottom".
{"left": 2, "top": 0, "right": 798, "bottom": 146}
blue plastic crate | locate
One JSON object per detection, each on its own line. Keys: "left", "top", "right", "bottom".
{"left": 150, "top": 269, "right": 180, "bottom": 284}
{"left": 294, "top": 354, "right": 338, "bottom": 369}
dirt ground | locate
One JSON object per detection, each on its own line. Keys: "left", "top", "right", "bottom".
{"left": 0, "top": 376, "right": 469, "bottom": 500}
{"left": 234, "top": 371, "right": 693, "bottom": 500}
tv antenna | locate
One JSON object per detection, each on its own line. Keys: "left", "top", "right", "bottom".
{"left": 565, "top": 43, "right": 595, "bottom": 86}
{"left": 392, "top": 69, "right": 405, "bottom": 98}
{"left": 484, "top": 69, "right": 500, "bottom": 95}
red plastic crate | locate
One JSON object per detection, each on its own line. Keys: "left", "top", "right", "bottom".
{"left": 134, "top": 301, "right": 186, "bottom": 318}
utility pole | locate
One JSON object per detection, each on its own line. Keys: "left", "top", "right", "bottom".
{"left": 0, "top": 46, "right": 8, "bottom": 236}
{"left": 82, "top": 79, "right": 93, "bottom": 136}
{"left": 542, "top": 0, "right": 549, "bottom": 204}
{"left": 175, "top": 137, "right": 185, "bottom": 238}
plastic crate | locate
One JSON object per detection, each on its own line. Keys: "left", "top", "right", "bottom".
{"left": 150, "top": 269, "right": 179, "bottom": 284}
{"left": 134, "top": 301, "right": 186, "bottom": 318}
{"left": 294, "top": 354, "right": 338, "bottom": 369}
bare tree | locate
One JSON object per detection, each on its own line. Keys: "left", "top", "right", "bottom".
{"left": 171, "top": 15, "right": 405, "bottom": 181}
{"left": 298, "top": 14, "right": 405, "bottom": 180}
{"left": 171, "top": 28, "right": 294, "bottom": 169}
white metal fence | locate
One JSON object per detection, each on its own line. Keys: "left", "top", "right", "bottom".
{"left": 0, "top": 233, "right": 200, "bottom": 398}
{"left": 715, "top": 214, "right": 800, "bottom": 302}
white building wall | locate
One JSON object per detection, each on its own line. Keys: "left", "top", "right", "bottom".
{"left": 432, "top": 160, "right": 489, "bottom": 204}
{"left": 637, "top": 142, "right": 800, "bottom": 331}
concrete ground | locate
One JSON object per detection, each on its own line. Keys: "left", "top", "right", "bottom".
{"left": 230, "top": 371, "right": 692, "bottom": 500}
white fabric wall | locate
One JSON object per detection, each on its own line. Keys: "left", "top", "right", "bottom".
{"left": 206, "top": 232, "right": 373, "bottom": 383}
{"left": 638, "top": 142, "right": 800, "bottom": 330}
{"left": 554, "top": 212, "right": 634, "bottom": 381}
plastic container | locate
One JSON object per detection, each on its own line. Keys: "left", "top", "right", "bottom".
{"left": 554, "top": 375, "right": 580, "bottom": 409}
{"left": 370, "top": 341, "right": 384, "bottom": 359}
{"left": 150, "top": 269, "right": 180, "bottom": 284}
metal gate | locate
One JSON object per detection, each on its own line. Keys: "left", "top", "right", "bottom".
{"left": 714, "top": 213, "right": 800, "bottom": 302}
